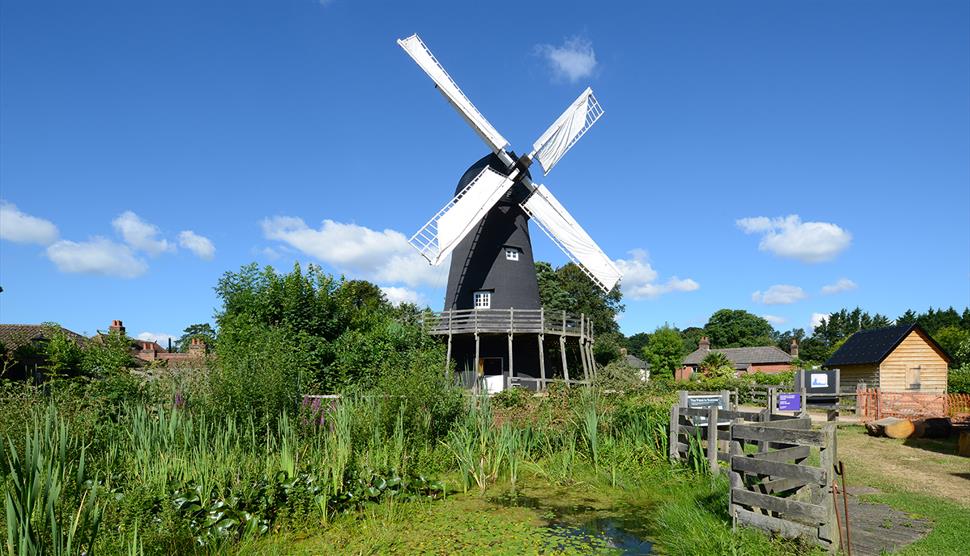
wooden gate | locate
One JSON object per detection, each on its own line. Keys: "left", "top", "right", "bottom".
{"left": 669, "top": 393, "right": 839, "bottom": 550}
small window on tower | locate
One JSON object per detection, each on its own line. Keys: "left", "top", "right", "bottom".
{"left": 473, "top": 291, "right": 491, "bottom": 309}
{"left": 505, "top": 247, "right": 520, "bottom": 261}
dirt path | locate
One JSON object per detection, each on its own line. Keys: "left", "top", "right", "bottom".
{"left": 837, "top": 426, "right": 970, "bottom": 508}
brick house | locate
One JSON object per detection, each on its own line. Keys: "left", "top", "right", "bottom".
{"left": 96, "top": 320, "right": 207, "bottom": 366}
{"left": 0, "top": 323, "right": 88, "bottom": 380}
{"left": 678, "top": 336, "right": 797, "bottom": 379}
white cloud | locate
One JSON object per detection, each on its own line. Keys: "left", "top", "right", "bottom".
{"left": 736, "top": 215, "right": 851, "bottom": 263}
{"left": 380, "top": 286, "right": 426, "bottom": 307}
{"left": 112, "top": 211, "right": 174, "bottom": 255}
{"left": 0, "top": 201, "right": 59, "bottom": 245}
{"left": 821, "top": 278, "right": 857, "bottom": 295}
{"left": 752, "top": 284, "right": 806, "bottom": 305}
{"left": 136, "top": 331, "right": 178, "bottom": 348}
{"left": 178, "top": 230, "right": 215, "bottom": 260}
{"left": 261, "top": 216, "right": 447, "bottom": 287}
{"left": 614, "top": 249, "right": 699, "bottom": 300}
{"left": 810, "top": 312, "right": 830, "bottom": 330}
{"left": 763, "top": 315, "right": 787, "bottom": 325}
{"left": 46, "top": 237, "right": 148, "bottom": 278}
{"left": 535, "top": 36, "right": 597, "bottom": 83}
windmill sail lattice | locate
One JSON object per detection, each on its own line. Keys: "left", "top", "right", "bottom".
{"left": 532, "top": 87, "right": 604, "bottom": 176}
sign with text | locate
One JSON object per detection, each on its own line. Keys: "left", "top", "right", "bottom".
{"left": 686, "top": 394, "right": 729, "bottom": 426}
{"left": 777, "top": 393, "right": 801, "bottom": 412}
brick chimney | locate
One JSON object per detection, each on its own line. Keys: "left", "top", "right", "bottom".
{"left": 188, "top": 337, "right": 206, "bottom": 356}
{"left": 109, "top": 319, "right": 125, "bottom": 335}
{"left": 790, "top": 338, "right": 799, "bottom": 359}
{"left": 138, "top": 340, "right": 157, "bottom": 361}
{"left": 699, "top": 336, "right": 710, "bottom": 352}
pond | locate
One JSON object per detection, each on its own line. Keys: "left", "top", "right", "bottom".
{"left": 490, "top": 491, "right": 654, "bottom": 555}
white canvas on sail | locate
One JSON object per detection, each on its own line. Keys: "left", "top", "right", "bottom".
{"left": 433, "top": 166, "right": 513, "bottom": 264}
{"left": 532, "top": 87, "right": 604, "bottom": 175}
{"left": 398, "top": 34, "right": 509, "bottom": 153}
{"left": 521, "top": 185, "right": 621, "bottom": 292}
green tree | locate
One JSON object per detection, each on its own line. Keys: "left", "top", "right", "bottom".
{"left": 536, "top": 261, "right": 623, "bottom": 335}
{"left": 896, "top": 309, "right": 918, "bottom": 326}
{"left": 83, "top": 329, "right": 134, "bottom": 375}
{"left": 175, "top": 323, "right": 216, "bottom": 352}
{"left": 934, "top": 326, "right": 970, "bottom": 367}
{"left": 680, "top": 327, "right": 706, "bottom": 353}
{"left": 703, "top": 309, "right": 774, "bottom": 348}
{"left": 916, "top": 306, "right": 962, "bottom": 335}
{"left": 40, "top": 323, "right": 83, "bottom": 379}
{"left": 699, "top": 351, "right": 734, "bottom": 379}
{"left": 624, "top": 332, "right": 650, "bottom": 357}
{"left": 643, "top": 325, "right": 685, "bottom": 378}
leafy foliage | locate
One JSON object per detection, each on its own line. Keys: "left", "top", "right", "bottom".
{"left": 536, "top": 261, "right": 623, "bottom": 336}
{"left": 175, "top": 323, "right": 216, "bottom": 352}
{"left": 699, "top": 351, "right": 734, "bottom": 379}
{"left": 642, "top": 326, "right": 685, "bottom": 378}
{"left": 703, "top": 309, "right": 775, "bottom": 348}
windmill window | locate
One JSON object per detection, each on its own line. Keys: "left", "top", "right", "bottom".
{"left": 906, "top": 366, "right": 921, "bottom": 390}
{"left": 505, "top": 248, "right": 520, "bottom": 261}
{"left": 473, "top": 291, "right": 491, "bottom": 309}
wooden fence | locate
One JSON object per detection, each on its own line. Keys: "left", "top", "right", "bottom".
{"left": 669, "top": 393, "right": 838, "bottom": 550}
{"left": 856, "top": 387, "right": 970, "bottom": 422}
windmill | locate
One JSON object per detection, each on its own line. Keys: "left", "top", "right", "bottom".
{"left": 398, "top": 34, "right": 622, "bottom": 392}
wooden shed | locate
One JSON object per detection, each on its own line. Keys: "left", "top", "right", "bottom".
{"left": 824, "top": 324, "right": 951, "bottom": 393}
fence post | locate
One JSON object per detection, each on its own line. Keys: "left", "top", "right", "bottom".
{"left": 679, "top": 390, "right": 689, "bottom": 408}
{"left": 707, "top": 405, "right": 719, "bottom": 476}
{"left": 817, "top": 423, "right": 838, "bottom": 547}
{"left": 856, "top": 382, "right": 865, "bottom": 418}
{"left": 768, "top": 386, "right": 777, "bottom": 415}
{"left": 720, "top": 389, "right": 732, "bottom": 411}
{"left": 669, "top": 403, "right": 680, "bottom": 462}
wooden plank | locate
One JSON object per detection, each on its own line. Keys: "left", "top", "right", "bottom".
{"left": 734, "top": 506, "right": 819, "bottom": 541}
{"left": 731, "top": 488, "right": 827, "bottom": 523}
{"left": 760, "top": 477, "right": 812, "bottom": 494}
{"left": 762, "top": 416, "right": 812, "bottom": 429}
{"left": 717, "top": 451, "right": 731, "bottom": 463}
{"left": 676, "top": 441, "right": 690, "bottom": 454}
{"left": 751, "top": 445, "right": 811, "bottom": 463}
{"left": 681, "top": 407, "right": 713, "bottom": 417}
{"left": 731, "top": 424, "right": 826, "bottom": 446}
{"left": 719, "top": 409, "right": 764, "bottom": 421}
{"left": 732, "top": 455, "right": 827, "bottom": 484}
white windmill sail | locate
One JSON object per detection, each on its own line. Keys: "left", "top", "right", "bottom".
{"left": 409, "top": 166, "right": 514, "bottom": 265}
{"left": 531, "top": 88, "right": 604, "bottom": 175}
{"left": 397, "top": 34, "right": 509, "bottom": 154}
{"left": 521, "top": 185, "right": 621, "bottom": 292}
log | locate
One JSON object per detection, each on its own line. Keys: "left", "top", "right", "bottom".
{"left": 865, "top": 417, "right": 915, "bottom": 439}
{"left": 959, "top": 432, "right": 970, "bottom": 458}
{"left": 911, "top": 417, "right": 952, "bottom": 439}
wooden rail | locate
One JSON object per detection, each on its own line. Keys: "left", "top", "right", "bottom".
{"left": 421, "top": 308, "right": 589, "bottom": 337}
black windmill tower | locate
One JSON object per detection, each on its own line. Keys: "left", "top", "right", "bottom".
{"left": 399, "top": 34, "right": 621, "bottom": 392}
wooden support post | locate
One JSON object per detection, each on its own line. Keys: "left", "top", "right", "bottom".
{"left": 707, "top": 405, "right": 719, "bottom": 476}
{"left": 756, "top": 410, "right": 768, "bottom": 453}
{"left": 721, "top": 389, "right": 732, "bottom": 411}
{"left": 538, "top": 334, "right": 546, "bottom": 391}
{"left": 768, "top": 386, "right": 777, "bottom": 415}
{"left": 474, "top": 332, "right": 480, "bottom": 395}
{"left": 579, "top": 315, "right": 590, "bottom": 383}
{"left": 445, "top": 333, "right": 452, "bottom": 376}
{"left": 678, "top": 390, "right": 689, "bottom": 408}
{"left": 560, "top": 335, "right": 570, "bottom": 385}
{"left": 669, "top": 403, "right": 680, "bottom": 462}
{"left": 507, "top": 334, "right": 514, "bottom": 389}
{"left": 728, "top": 420, "right": 744, "bottom": 530}
{"left": 817, "top": 423, "right": 838, "bottom": 546}
{"left": 798, "top": 370, "right": 809, "bottom": 418}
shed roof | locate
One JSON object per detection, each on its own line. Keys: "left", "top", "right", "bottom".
{"left": 683, "top": 345, "right": 792, "bottom": 366}
{"left": 624, "top": 353, "right": 649, "bottom": 370}
{"left": 823, "top": 323, "right": 951, "bottom": 367}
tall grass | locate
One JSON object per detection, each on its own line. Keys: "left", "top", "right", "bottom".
{"left": 4, "top": 404, "right": 103, "bottom": 556}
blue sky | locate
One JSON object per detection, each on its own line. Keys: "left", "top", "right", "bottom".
{"left": 1, "top": 0, "right": 968, "bottom": 344}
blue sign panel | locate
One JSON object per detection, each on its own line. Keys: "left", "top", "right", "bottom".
{"left": 777, "top": 393, "right": 801, "bottom": 411}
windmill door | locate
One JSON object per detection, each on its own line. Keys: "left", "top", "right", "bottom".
{"left": 480, "top": 357, "right": 505, "bottom": 394}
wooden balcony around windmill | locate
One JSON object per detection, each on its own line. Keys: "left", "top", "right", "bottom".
{"left": 421, "top": 308, "right": 597, "bottom": 392}
{"left": 421, "top": 308, "right": 592, "bottom": 338}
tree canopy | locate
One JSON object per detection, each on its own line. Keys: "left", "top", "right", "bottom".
{"left": 703, "top": 309, "right": 774, "bottom": 348}
{"left": 536, "top": 261, "right": 623, "bottom": 336}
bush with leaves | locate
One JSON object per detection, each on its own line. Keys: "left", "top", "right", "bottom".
{"left": 699, "top": 351, "right": 734, "bottom": 379}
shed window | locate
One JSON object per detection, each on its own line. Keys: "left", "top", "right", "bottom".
{"left": 505, "top": 247, "right": 520, "bottom": 261}
{"left": 473, "top": 291, "right": 491, "bottom": 309}
{"left": 906, "top": 366, "right": 921, "bottom": 390}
